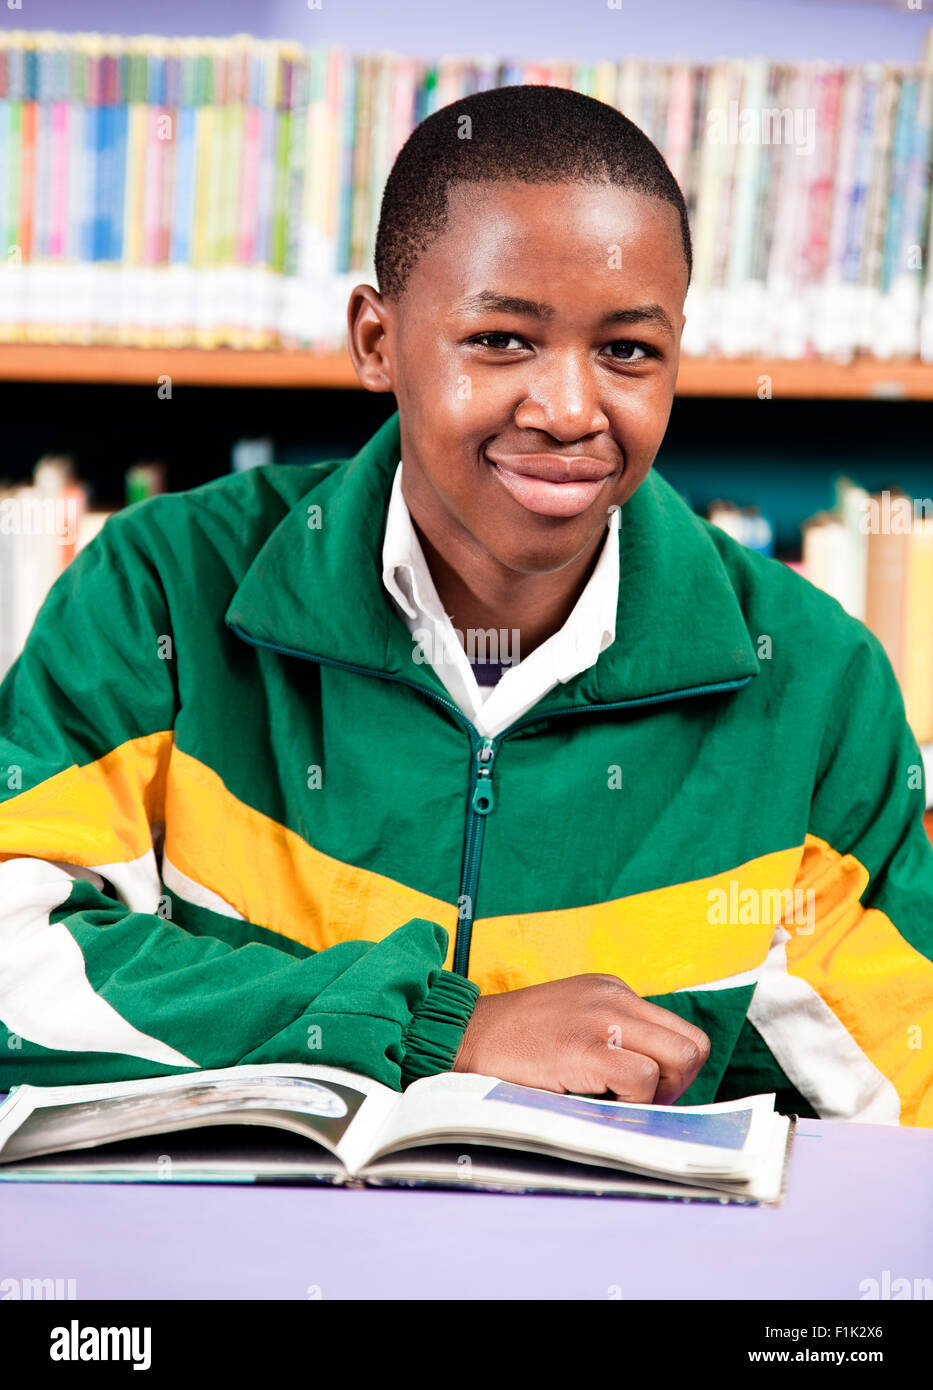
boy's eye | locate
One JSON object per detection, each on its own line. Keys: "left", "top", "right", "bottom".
{"left": 605, "top": 340, "right": 653, "bottom": 362}
{"left": 469, "top": 332, "right": 527, "bottom": 350}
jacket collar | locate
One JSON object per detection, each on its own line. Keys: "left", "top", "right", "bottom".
{"left": 225, "top": 411, "right": 760, "bottom": 718}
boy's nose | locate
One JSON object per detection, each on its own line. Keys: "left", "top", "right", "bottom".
{"left": 513, "top": 355, "right": 611, "bottom": 442}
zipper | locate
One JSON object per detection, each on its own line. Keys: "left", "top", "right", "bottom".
{"left": 228, "top": 621, "right": 753, "bottom": 979}
{"left": 454, "top": 736, "right": 498, "bottom": 975}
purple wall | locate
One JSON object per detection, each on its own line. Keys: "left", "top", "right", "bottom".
{"left": 0, "top": 0, "right": 928, "bottom": 63}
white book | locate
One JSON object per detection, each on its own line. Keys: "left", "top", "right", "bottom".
{"left": 0, "top": 1065, "right": 796, "bottom": 1206}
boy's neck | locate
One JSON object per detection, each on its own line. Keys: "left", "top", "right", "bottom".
{"left": 410, "top": 513, "right": 606, "bottom": 661}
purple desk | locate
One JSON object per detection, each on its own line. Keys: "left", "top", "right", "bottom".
{"left": 1, "top": 1119, "right": 931, "bottom": 1299}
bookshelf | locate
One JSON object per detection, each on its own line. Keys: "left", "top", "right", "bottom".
{"left": 0, "top": 346, "right": 931, "bottom": 398}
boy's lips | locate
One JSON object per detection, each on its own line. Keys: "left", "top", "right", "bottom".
{"left": 483, "top": 450, "right": 618, "bottom": 518}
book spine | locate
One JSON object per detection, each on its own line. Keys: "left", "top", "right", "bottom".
{"left": 190, "top": 43, "right": 212, "bottom": 343}
{"left": 238, "top": 89, "right": 261, "bottom": 267}
{"left": 64, "top": 39, "right": 82, "bottom": 269}
{"left": 858, "top": 67, "right": 900, "bottom": 353}
{"left": 164, "top": 39, "right": 191, "bottom": 345}
{"left": 765, "top": 65, "right": 812, "bottom": 357}
{"left": 34, "top": 37, "right": 51, "bottom": 269}
{"left": 121, "top": 41, "right": 148, "bottom": 346}
{"left": 335, "top": 55, "right": 357, "bottom": 275}
{"left": 878, "top": 70, "right": 925, "bottom": 357}
{"left": 818, "top": 68, "right": 863, "bottom": 359}
{"left": 4, "top": 43, "right": 23, "bottom": 295}
{"left": 18, "top": 45, "right": 35, "bottom": 273}
{"left": 271, "top": 48, "right": 293, "bottom": 278}
{"left": 156, "top": 41, "right": 177, "bottom": 345}
{"left": 253, "top": 49, "right": 274, "bottom": 278}
{"left": 47, "top": 71, "right": 68, "bottom": 265}
{"left": 108, "top": 67, "right": 124, "bottom": 271}
{"left": 170, "top": 46, "right": 194, "bottom": 268}
{"left": 865, "top": 520, "right": 909, "bottom": 684}
{"left": 664, "top": 61, "right": 693, "bottom": 193}
{"left": 905, "top": 71, "right": 933, "bottom": 361}
{"left": 348, "top": 53, "right": 372, "bottom": 271}
{"left": 722, "top": 59, "right": 767, "bottom": 356}
{"left": 283, "top": 47, "right": 309, "bottom": 347}
{"left": 685, "top": 60, "right": 731, "bottom": 357}
{"left": 880, "top": 73, "right": 917, "bottom": 299}
{"left": 708, "top": 60, "right": 744, "bottom": 352}
{"left": 366, "top": 53, "right": 392, "bottom": 281}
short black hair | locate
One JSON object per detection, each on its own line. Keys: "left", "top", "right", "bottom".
{"left": 375, "top": 83, "right": 692, "bottom": 300}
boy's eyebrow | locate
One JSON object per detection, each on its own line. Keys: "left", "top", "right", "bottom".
{"left": 453, "top": 291, "right": 674, "bottom": 335}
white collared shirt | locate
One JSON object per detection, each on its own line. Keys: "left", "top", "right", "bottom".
{"left": 381, "top": 460, "right": 620, "bottom": 737}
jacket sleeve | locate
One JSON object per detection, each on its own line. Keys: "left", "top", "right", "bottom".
{"left": 746, "top": 623, "right": 933, "bottom": 1126}
{"left": 0, "top": 514, "right": 477, "bottom": 1094}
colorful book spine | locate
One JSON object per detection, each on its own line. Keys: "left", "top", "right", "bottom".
{"left": 883, "top": 69, "right": 931, "bottom": 358}
{"left": 858, "top": 67, "right": 900, "bottom": 354}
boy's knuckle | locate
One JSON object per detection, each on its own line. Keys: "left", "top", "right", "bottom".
{"left": 587, "top": 973, "right": 629, "bottom": 999}
{"left": 627, "top": 1054, "right": 660, "bottom": 1089}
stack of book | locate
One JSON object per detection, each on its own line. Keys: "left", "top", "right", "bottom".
{"left": 801, "top": 480, "right": 933, "bottom": 744}
{"left": 0, "top": 31, "right": 931, "bottom": 358}
{"left": 0, "top": 456, "right": 158, "bottom": 680}
{"left": 707, "top": 500, "right": 775, "bottom": 555}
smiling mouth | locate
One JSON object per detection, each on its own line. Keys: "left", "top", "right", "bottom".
{"left": 483, "top": 449, "right": 618, "bottom": 519}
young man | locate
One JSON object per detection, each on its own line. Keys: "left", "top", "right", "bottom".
{"left": 1, "top": 86, "right": 931, "bottom": 1123}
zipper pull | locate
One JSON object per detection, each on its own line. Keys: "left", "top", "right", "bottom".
{"left": 471, "top": 737, "right": 497, "bottom": 815}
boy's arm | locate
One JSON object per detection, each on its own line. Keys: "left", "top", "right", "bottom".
{"left": 0, "top": 516, "right": 477, "bottom": 1093}
{"left": 746, "top": 625, "right": 933, "bottom": 1126}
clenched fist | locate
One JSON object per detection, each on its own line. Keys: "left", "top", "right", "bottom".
{"left": 453, "top": 973, "right": 710, "bottom": 1103}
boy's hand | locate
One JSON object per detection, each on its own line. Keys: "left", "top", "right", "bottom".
{"left": 451, "top": 974, "right": 710, "bottom": 1104}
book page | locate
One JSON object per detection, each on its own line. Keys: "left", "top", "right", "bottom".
{"left": 361, "top": 1141, "right": 777, "bottom": 1203}
{"left": 361, "top": 1072, "right": 779, "bottom": 1181}
{"left": 0, "top": 1125, "right": 349, "bottom": 1185}
{"left": 0, "top": 1063, "right": 398, "bottom": 1169}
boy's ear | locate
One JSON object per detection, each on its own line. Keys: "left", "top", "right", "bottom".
{"left": 347, "top": 284, "right": 395, "bottom": 393}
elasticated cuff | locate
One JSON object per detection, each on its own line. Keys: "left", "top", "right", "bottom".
{"left": 401, "top": 969, "right": 480, "bottom": 1086}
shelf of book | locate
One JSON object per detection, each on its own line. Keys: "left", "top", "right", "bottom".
{"left": 0, "top": 346, "right": 932, "bottom": 397}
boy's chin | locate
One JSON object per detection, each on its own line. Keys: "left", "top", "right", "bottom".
{"left": 477, "top": 522, "right": 610, "bottom": 577}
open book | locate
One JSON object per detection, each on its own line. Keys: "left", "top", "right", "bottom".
{"left": 0, "top": 1065, "right": 796, "bottom": 1205}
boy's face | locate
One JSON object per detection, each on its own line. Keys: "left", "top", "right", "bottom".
{"left": 351, "top": 179, "right": 687, "bottom": 575}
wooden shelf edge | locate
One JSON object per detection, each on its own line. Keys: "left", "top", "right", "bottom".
{"left": 677, "top": 356, "right": 933, "bottom": 400}
{"left": 0, "top": 344, "right": 931, "bottom": 397}
{"left": 0, "top": 344, "right": 357, "bottom": 388}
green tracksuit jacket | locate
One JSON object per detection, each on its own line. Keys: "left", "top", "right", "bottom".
{"left": 1, "top": 411, "right": 932, "bottom": 1122}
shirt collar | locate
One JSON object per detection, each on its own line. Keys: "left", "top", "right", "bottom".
{"left": 381, "top": 462, "right": 437, "bottom": 624}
